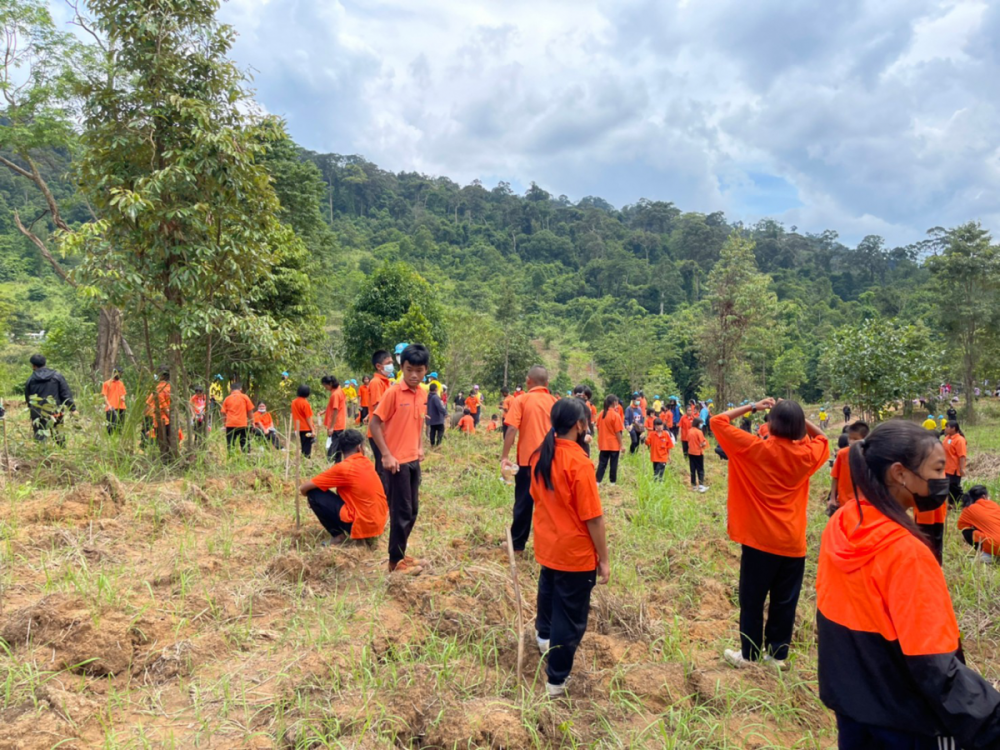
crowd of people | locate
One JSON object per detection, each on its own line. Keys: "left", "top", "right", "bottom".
{"left": 8, "top": 347, "right": 1000, "bottom": 745}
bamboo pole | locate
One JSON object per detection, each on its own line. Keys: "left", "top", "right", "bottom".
{"left": 505, "top": 527, "right": 525, "bottom": 684}
{"left": 284, "top": 414, "right": 293, "bottom": 480}
{"left": 293, "top": 419, "right": 302, "bottom": 530}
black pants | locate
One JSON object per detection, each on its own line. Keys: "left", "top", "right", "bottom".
{"left": 360, "top": 406, "right": 369, "bottom": 423}
{"left": 105, "top": 409, "right": 125, "bottom": 434}
{"left": 307, "top": 489, "right": 353, "bottom": 538}
{"left": 385, "top": 460, "right": 421, "bottom": 564}
{"left": 299, "top": 431, "right": 313, "bottom": 457}
{"left": 32, "top": 415, "right": 65, "bottom": 446}
{"left": 472, "top": 410, "right": 481, "bottom": 426}
{"left": 226, "top": 427, "right": 249, "bottom": 453}
{"left": 653, "top": 462, "right": 665, "bottom": 481}
{"left": 947, "top": 473, "right": 962, "bottom": 509}
{"left": 253, "top": 427, "right": 280, "bottom": 449}
{"left": 429, "top": 423, "right": 444, "bottom": 446}
{"left": 836, "top": 713, "right": 951, "bottom": 750}
{"left": 326, "top": 429, "right": 344, "bottom": 462}
{"left": 596, "top": 451, "right": 619, "bottom": 484}
{"left": 738, "top": 544, "right": 805, "bottom": 661}
{"left": 669, "top": 426, "right": 679, "bottom": 441}
{"left": 962, "top": 528, "right": 977, "bottom": 549}
{"left": 681, "top": 440, "right": 689, "bottom": 456}
{"left": 536, "top": 566, "right": 596, "bottom": 686}
{"left": 511, "top": 465, "right": 534, "bottom": 552}
{"left": 917, "top": 522, "right": 944, "bottom": 565}
{"left": 688, "top": 454, "right": 704, "bottom": 486}
{"left": 629, "top": 429, "right": 642, "bottom": 454}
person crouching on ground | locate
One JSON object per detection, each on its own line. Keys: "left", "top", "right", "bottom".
{"left": 298, "top": 430, "right": 387, "bottom": 547}
{"left": 531, "top": 397, "right": 610, "bottom": 698}
{"left": 252, "top": 402, "right": 281, "bottom": 449}
{"left": 958, "top": 485, "right": 1000, "bottom": 564}
{"left": 711, "top": 398, "right": 828, "bottom": 669}
{"left": 458, "top": 408, "right": 475, "bottom": 434}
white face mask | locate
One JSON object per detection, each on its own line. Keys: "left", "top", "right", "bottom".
{"left": 383, "top": 363, "right": 395, "bottom": 378}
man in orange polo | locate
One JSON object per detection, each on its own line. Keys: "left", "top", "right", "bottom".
{"left": 367, "top": 350, "right": 394, "bottom": 477}
{"left": 466, "top": 387, "right": 482, "bottom": 427}
{"left": 322, "top": 375, "right": 347, "bottom": 463}
{"left": 501, "top": 365, "right": 559, "bottom": 553}
{"left": 370, "top": 344, "right": 430, "bottom": 575}
{"left": 221, "top": 382, "right": 255, "bottom": 453}
{"left": 101, "top": 368, "right": 127, "bottom": 434}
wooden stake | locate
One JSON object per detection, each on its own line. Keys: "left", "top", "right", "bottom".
{"left": 293, "top": 419, "right": 302, "bottom": 530}
{"left": 284, "top": 414, "right": 293, "bottom": 480}
{"left": 506, "top": 527, "right": 525, "bottom": 684}
{"left": 1, "top": 402, "right": 11, "bottom": 483}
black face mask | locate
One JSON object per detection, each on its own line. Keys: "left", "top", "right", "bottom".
{"left": 912, "top": 476, "right": 950, "bottom": 513}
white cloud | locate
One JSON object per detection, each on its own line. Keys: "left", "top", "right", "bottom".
{"left": 203, "top": 0, "right": 1000, "bottom": 246}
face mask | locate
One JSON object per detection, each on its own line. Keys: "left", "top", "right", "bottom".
{"left": 383, "top": 363, "right": 395, "bottom": 378}
{"left": 911, "top": 475, "right": 950, "bottom": 512}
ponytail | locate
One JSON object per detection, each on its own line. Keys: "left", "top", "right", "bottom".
{"left": 848, "top": 420, "right": 940, "bottom": 550}
{"left": 946, "top": 420, "right": 964, "bottom": 437}
{"left": 600, "top": 394, "right": 617, "bottom": 421}
{"left": 534, "top": 398, "right": 590, "bottom": 491}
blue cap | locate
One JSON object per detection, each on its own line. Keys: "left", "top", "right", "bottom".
{"left": 654, "top": 395, "right": 660, "bottom": 399}
{"left": 215, "top": 374, "right": 224, "bottom": 381}
{"left": 282, "top": 371, "right": 289, "bottom": 377}
{"left": 430, "top": 372, "right": 438, "bottom": 378}
{"left": 394, "top": 342, "right": 409, "bottom": 355}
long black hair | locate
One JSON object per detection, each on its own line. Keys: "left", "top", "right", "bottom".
{"left": 945, "top": 420, "right": 965, "bottom": 437}
{"left": 961, "top": 485, "right": 989, "bottom": 509}
{"left": 848, "top": 420, "right": 941, "bottom": 549}
{"left": 533, "top": 397, "right": 590, "bottom": 491}
{"left": 600, "top": 394, "right": 617, "bottom": 420}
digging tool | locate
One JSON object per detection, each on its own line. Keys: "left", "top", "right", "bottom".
{"left": 505, "top": 527, "right": 525, "bottom": 683}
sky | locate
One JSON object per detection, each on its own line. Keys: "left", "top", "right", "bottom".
{"left": 63, "top": 0, "right": 1000, "bottom": 247}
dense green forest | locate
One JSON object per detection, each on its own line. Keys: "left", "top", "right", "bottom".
{"left": 2, "top": 0, "right": 998, "bottom": 436}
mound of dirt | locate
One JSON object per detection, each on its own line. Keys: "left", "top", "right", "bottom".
{"left": 616, "top": 663, "right": 690, "bottom": 709}
{"left": 423, "top": 698, "right": 531, "bottom": 749}
{"left": 268, "top": 552, "right": 312, "bottom": 582}
{"left": 1, "top": 594, "right": 133, "bottom": 676}
{"left": 969, "top": 452, "right": 1000, "bottom": 480}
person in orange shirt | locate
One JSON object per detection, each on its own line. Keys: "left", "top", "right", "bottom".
{"left": 645, "top": 419, "right": 672, "bottom": 480}
{"left": 298, "top": 430, "right": 388, "bottom": 547}
{"left": 943, "top": 420, "right": 967, "bottom": 509}
{"left": 252, "top": 401, "right": 281, "bottom": 449}
{"left": 299, "top": 430, "right": 389, "bottom": 547}
{"left": 500, "top": 387, "right": 514, "bottom": 438}
{"left": 485, "top": 414, "right": 500, "bottom": 433}
{"left": 513, "top": 385, "right": 524, "bottom": 399}
{"left": 143, "top": 372, "right": 172, "bottom": 447}
{"left": 595, "top": 395, "right": 624, "bottom": 485}
{"left": 817, "top": 422, "right": 1000, "bottom": 747}
{"left": 644, "top": 409, "right": 655, "bottom": 433}
{"left": 757, "top": 414, "right": 770, "bottom": 439}
{"left": 958, "top": 485, "right": 1000, "bottom": 563}
{"left": 101, "top": 369, "right": 127, "bottom": 434}
{"left": 679, "top": 411, "right": 693, "bottom": 456}
{"left": 367, "top": 350, "right": 394, "bottom": 476}
{"left": 358, "top": 375, "right": 371, "bottom": 424}
{"left": 221, "top": 382, "right": 255, "bottom": 454}
{"left": 291, "top": 384, "right": 316, "bottom": 458}
{"left": 322, "top": 376, "right": 348, "bottom": 463}
{"left": 912, "top": 420, "right": 965, "bottom": 565}
{"left": 686, "top": 418, "right": 708, "bottom": 491}
{"left": 530, "top": 397, "right": 609, "bottom": 698}
{"left": 465, "top": 389, "right": 481, "bottom": 427}
{"left": 458, "top": 408, "right": 476, "bottom": 434}
{"left": 370, "top": 344, "right": 430, "bottom": 575}
{"left": 189, "top": 386, "right": 208, "bottom": 443}
{"left": 501, "top": 366, "right": 560, "bottom": 552}
{"left": 826, "top": 421, "right": 870, "bottom": 516}
{"left": 711, "top": 398, "right": 828, "bottom": 669}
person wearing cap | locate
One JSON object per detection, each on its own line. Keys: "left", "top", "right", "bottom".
{"left": 190, "top": 386, "right": 208, "bottom": 443}
{"left": 343, "top": 379, "right": 358, "bottom": 420}
{"left": 101, "top": 368, "right": 127, "bottom": 434}
{"left": 624, "top": 396, "right": 645, "bottom": 455}
{"left": 279, "top": 371, "right": 293, "bottom": 398}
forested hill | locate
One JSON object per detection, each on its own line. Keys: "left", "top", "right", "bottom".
{"left": 0, "top": 139, "right": 961, "bottom": 403}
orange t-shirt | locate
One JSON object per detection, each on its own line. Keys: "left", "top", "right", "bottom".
{"left": 465, "top": 396, "right": 480, "bottom": 415}
{"left": 485, "top": 420, "right": 498, "bottom": 433}
{"left": 190, "top": 394, "right": 206, "bottom": 415}
{"left": 221, "top": 390, "right": 255, "bottom": 428}
{"left": 758, "top": 423, "right": 770, "bottom": 438}
{"left": 686, "top": 428, "right": 707, "bottom": 456}
{"left": 366, "top": 372, "right": 392, "bottom": 438}
{"left": 311, "top": 452, "right": 388, "bottom": 539}
{"left": 102, "top": 379, "right": 126, "bottom": 411}
{"left": 712, "top": 414, "right": 828, "bottom": 557}
{"left": 291, "top": 397, "right": 314, "bottom": 433}
{"left": 644, "top": 416, "right": 655, "bottom": 431}
{"left": 944, "top": 434, "right": 967, "bottom": 476}
{"left": 458, "top": 415, "right": 475, "bottom": 433}
{"left": 358, "top": 384, "right": 370, "bottom": 408}
{"left": 505, "top": 386, "right": 559, "bottom": 467}
{"left": 679, "top": 415, "right": 692, "bottom": 441}
{"left": 513, "top": 389, "right": 525, "bottom": 399}
{"left": 663, "top": 410, "right": 674, "bottom": 429}
{"left": 530, "top": 438, "right": 604, "bottom": 572}
{"left": 646, "top": 430, "right": 672, "bottom": 463}
{"left": 830, "top": 446, "right": 856, "bottom": 507}
{"left": 324, "top": 387, "right": 347, "bottom": 431}
{"left": 253, "top": 410, "right": 274, "bottom": 431}
{"left": 145, "top": 382, "right": 171, "bottom": 423}
{"left": 596, "top": 409, "right": 624, "bottom": 452}
{"left": 502, "top": 395, "right": 514, "bottom": 415}
{"left": 958, "top": 499, "right": 1000, "bottom": 555}
{"left": 614, "top": 403, "right": 624, "bottom": 419}
{"left": 588, "top": 402, "right": 597, "bottom": 423}
{"left": 373, "top": 381, "right": 428, "bottom": 465}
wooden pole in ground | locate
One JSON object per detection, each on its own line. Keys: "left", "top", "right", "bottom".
{"left": 505, "top": 527, "right": 525, "bottom": 684}
{"left": 293, "top": 419, "right": 302, "bottom": 530}
{"left": 1, "top": 404, "right": 11, "bottom": 484}
{"left": 284, "top": 414, "right": 293, "bottom": 480}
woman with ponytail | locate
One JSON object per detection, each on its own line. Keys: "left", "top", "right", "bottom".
{"left": 957, "top": 485, "right": 1000, "bottom": 563}
{"left": 595, "top": 394, "right": 624, "bottom": 484}
{"left": 817, "top": 420, "right": 1000, "bottom": 749}
{"left": 530, "top": 397, "right": 610, "bottom": 698}
{"left": 943, "top": 420, "right": 967, "bottom": 510}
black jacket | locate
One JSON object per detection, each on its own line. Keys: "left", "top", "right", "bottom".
{"left": 426, "top": 394, "right": 447, "bottom": 426}
{"left": 25, "top": 367, "right": 75, "bottom": 420}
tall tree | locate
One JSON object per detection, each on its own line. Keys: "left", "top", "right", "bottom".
{"left": 66, "top": 0, "right": 302, "bottom": 458}
{"left": 698, "top": 233, "right": 777, "bottom": 406}
{"left": 926, "top": 222, "right": 1000, "bottom": 423}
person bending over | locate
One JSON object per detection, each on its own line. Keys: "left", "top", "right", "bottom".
{"left": 958, "top": 485, "right": 1000, "bottom": 564}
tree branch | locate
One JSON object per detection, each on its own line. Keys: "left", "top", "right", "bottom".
{"left": 0, "top": 154, "right": 33, "bottom": 181}
{"left": 13, "top": 209, "right": 76, "bottom": 288}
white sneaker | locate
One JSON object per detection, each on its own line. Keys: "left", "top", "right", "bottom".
{"left": 536, "top": 633, "right": 550, "bottom": 654}
{"left": 724, "top": 649, "right": 751, "bottom": 668}
{"left": 698, "top": 485, "right": 709, "bottom": 493}
{"left": 763, "top": 654, "right": 786, "bottom": 669}
{"left": 980, "top": 553, "right": 995, "bottom": 564}
{"left": 546, "top": 679, "right": 568, "bottom": 698}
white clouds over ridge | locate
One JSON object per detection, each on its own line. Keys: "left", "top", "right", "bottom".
{"left": 213, "top": 0, "right": 998, "bottom": 245}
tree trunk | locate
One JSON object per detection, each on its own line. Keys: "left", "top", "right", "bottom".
{"left": 93, "top": 306, "right": 123, "bottom": 380}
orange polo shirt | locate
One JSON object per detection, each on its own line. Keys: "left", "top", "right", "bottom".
{"left": 502, "top": 395, "right": 514, "bottom": 416}
{"left": 646, "top": 430, "right": 672, "bottom": 463}
{"left": 458, "top": 415, "right": 475, "bottom": 433}
{"left": 324, "top": 387, "right": 347, "bottom": 431}
{"left": 358, "top": 384, "right": 370, "bottom": 408}
{"left": 102, "top": 379, "right": 126, "bottom": 411}
{"left": 367, "top": 372, "right": 392, "bottom": 438}
{"left": 505, "top": 386, "right": 559, "bottom": 467}
{"left": 291, "top": 397, "right": 314, "bottom": 433}
{"left": 679, "top": 414, "right": 692, "bottom": 441}
{"left": 686, "top": 427, "right": 707, "bottom": 456}
{"left": 465, "top": 395, "right": 480, "bottom": 415}
{"left": 145, "top": 382, "right": 171, "bottom": 423}
{"left": 373, "top": 380, "right": 428, "bottom": 464}
{"left": 190, "top": 394, "right": 206, "bottom": 415}
{"left": 830, "top": 446, "right": 856, "bottom": 507}
{"left": 253, "top": 411, "right": 274, "bottom": 431}
{"left": 486, "top": 420, "right": 498, "bottom": 433}
{"left": 530, "top": 438, "right": 603, "bottom": 572}
{"left": 944, "top": 434, "right": 967, "bottom": 476}
{"left": 958, "top": 498, "right": 1000, "bottom": 555}
{"left": 221, "top": 390, "right": 254, "bottom": 428}
{"left": 596, "top": 409, "right": 624, "bottom": 452}
{"left": 312, "top": 452, "right": 388, "bottom": 539}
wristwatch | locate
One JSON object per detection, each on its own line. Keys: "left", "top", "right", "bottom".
{"left": 750, "top": 405, "right": 757, "bottom": 414}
